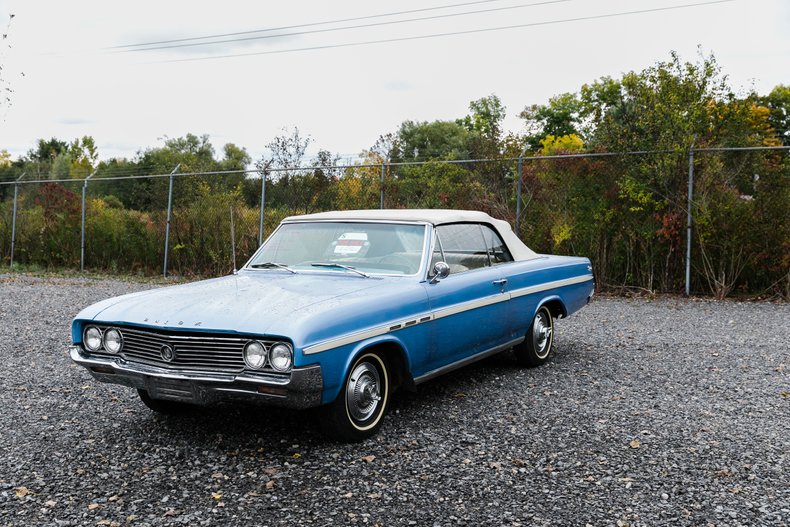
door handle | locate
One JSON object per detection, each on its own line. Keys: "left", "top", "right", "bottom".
{"left": 492, "top": 279, "right": 508, "bottom": 285}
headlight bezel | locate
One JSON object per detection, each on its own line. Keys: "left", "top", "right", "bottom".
{"left": 243, "top": 340, "right": 268, "bottom": 370}
{"left": 269, "top": 342, "right": 293, "bottom": 372}
{"left": 83, "top": 326, "right": 103, "bottom": 352}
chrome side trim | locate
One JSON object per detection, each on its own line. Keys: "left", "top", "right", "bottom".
{"left": 509, "top": 274, "right": 594, "bottom": 299}
{"left": 413, "top": 337, "right": 524, "bottom": 385}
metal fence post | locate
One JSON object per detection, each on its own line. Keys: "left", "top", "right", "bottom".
{"left": 230, "top": 205, "right": 237, "bottom": 272}
{"left": 380, "top": 163, "right": 385, "bottom": 209}
{"left": 163, "top": 164, "right": 180, "bottom": 278}
{"left": 685, "top": 146, "right": 695, "bottom": 296}
{"left": 80, "top": 169, "right": 98, "bottom": 272}
{"left": 258, "top": 170, "right": 267, "bottom": 246}
{"left": 515, "top": 157, "right": 523, "bottom": 235}
{"left": 9, "top": 173, "right": 25, "bottom": 267}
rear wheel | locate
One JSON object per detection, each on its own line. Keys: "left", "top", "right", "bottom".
{"left": 137, "top": 389, "right": 195, "bottom": 415}
{"left": 513, "top": 305, "right": 554, "bottom": 367}
{"left": 321, "top": 351, "right": 390, "bottom": 442}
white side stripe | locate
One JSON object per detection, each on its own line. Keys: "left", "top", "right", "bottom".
{"left": 304, "top": 326, "right": 391, "bottom": 355}
{"left": 509, "top": 274, "right": 594, "bottom": 299}
{"left": 432, "top": 293, "right": 509, "bottom": 320}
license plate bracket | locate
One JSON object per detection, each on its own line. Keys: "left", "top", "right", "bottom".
{"left": 147, "top": 378, "right": 196, "bottom": 402}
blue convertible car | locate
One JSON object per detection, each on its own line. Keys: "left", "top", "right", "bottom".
{"left": 70, "top": 210, "right": 594, "bottom": 441}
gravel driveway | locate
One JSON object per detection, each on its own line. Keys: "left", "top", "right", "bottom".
{"left": 1, "top": 275, "right": 788, "bottom": 526}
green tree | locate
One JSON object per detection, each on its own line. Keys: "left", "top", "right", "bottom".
{"left": 758, "top": 84, "right": 790, "bottom": 146}
{"left": 391, "top": 120, "right": 470, "bottom": 162}
{"left": 520, "top": 92, "right": 583, "bottom": 149}
{"left": 69, "top": 136, "right": 99, "bottom": 177}
{"left": 220, "top": 143, "right": 251, "bottom": 171}
{"left": 100, "top": 134, "right": 247, "bottom": 211}
{"left": 50, "top": 151, "right": 73, "bottom": 180}
{"left": 26, "top": 138, "right": 68, "bottom": 164}
{"left": 458, "top": 94, "right": 507, "bottom": 159}
{"left": 22, "top": 138, "right": 68, "bottom": 178}
{"left": 139, "top": 133, "right": 216, "bottom": 173}
{"left": 580, "top": 52, "right": 732, "bottom": 151}
{"left": 459, "top": 95, "right": 506, "bottom": 140}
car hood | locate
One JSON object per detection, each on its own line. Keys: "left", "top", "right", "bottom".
{"left": 76, "top": 271, "right": 405, "bottom": 338}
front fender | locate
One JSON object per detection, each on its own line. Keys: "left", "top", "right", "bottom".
{"left": 309, "top": 333, "right": 417, "bottom": 405}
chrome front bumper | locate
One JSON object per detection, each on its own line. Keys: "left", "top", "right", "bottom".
{"left": 69, "top": 346, "right": 323, "bottom": 409}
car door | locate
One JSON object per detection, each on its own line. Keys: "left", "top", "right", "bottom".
{"left": 423, "top": 223, "right": 512, "bottom": 371}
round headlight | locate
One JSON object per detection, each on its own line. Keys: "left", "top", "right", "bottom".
{"left": 244, "top": 341, "right": 267, "bottom": 370}
{"left": 83, "top": 326, "right": 103, "bottom": 352}
{"left": 103, "top": 328, "right": 123, "bottom": 354}
{"left": 269, "top": 343, "right": 293, "bottom": 372}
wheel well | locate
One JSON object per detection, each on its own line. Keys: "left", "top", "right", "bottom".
{"left": 360, "top": 341, "right": 415, "bottom": 392}
{"left": 542, "top": 299, "right": 567, "bottom": 319}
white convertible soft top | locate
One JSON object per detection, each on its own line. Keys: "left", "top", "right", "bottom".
{"left": 283, "top": 209, "right": 539, "bottom": 261}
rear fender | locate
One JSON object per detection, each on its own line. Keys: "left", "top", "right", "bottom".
{"left": 536, "top": 295, "right": 567, "bottom": 319}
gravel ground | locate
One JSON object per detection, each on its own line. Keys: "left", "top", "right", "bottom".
{"left": 0, "top": 274, "right": 788, "bottom": 527}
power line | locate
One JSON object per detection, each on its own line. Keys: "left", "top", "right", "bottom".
{"left": 158, "top": 0, "right": 735, "bottom": 64}
{"left": 109, "top": 0, "right": 510, "bottom": 50}
{"left": 120, "top": 0, "right": 573, "bottom": 53}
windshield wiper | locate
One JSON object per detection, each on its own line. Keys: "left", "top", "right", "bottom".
{"left": 249, "top": 262, "right": 297, "bottom": 274}
{"left": 310, "top": 262, "right": 370, "bottom": 278}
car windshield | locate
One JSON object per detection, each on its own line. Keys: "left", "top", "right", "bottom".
{"left": 247, "top": 222, "right": 427, "bottom": 276}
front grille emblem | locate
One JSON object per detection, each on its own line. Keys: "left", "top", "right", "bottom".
{"left": 160, "top": 344, "right": 175, "bottom": 362}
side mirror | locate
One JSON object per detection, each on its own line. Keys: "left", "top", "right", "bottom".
{"left": 429, "top": 261, "right": 450, "bottom": 284}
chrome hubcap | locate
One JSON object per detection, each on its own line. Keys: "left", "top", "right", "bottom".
{"left": 346, "top": 362, "right": 381, "bottom": 422}
{"left": 533, "top": 311, "right": 552, "bottom": 358}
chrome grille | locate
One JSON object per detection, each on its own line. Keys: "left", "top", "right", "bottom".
{"left": 89, "top": 325, "right": 280, "bottom": 374}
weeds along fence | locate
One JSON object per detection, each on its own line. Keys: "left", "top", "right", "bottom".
{"left": 0, "top": 146, "right": 788, "bottom": 299}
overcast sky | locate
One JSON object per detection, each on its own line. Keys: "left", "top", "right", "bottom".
{"left": 0, "top": 0, "right": 788, "bottom": 164}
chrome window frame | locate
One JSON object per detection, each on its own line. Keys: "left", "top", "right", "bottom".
{"left": 427, "top": 222, "right": 512, "bottom": 279}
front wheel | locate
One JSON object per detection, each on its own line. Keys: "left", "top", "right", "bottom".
{"left": 513, "top": 306, "right": 554, "bottom": 367}
{"left": 321, "top": 352, "right": 390, "bottom": 442}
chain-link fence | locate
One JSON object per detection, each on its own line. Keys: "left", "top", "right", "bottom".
{"left": 1, "top": 147, "right": 788, "bottom": 298}
{"left": 687, "top": 147, "right": 790, "bottom": 299}
{"left": 4, "top": 179, "right": 84, "bottom": 268}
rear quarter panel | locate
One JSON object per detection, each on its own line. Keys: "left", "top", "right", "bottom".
{"left": 503, "top": 255, "right": 594, "bottom": 337}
